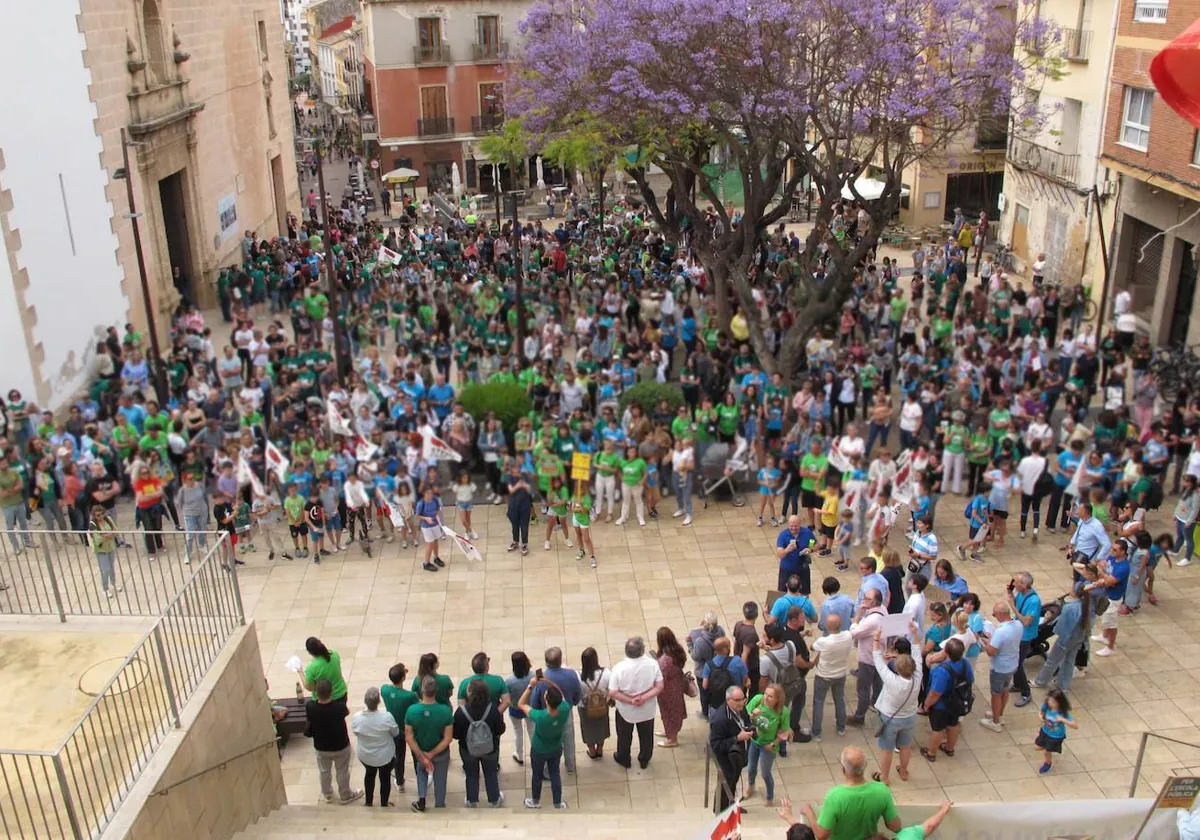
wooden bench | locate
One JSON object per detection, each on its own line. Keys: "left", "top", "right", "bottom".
{"left": 273, "top": 696, "right": 308, "bottom": 749}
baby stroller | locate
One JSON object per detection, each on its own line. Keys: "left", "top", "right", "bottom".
{"left": 1027, "top": 599, "right": 1063, "bottom": 661}
{"left": 699, "top": 437, "right": 755, "bottom": 508}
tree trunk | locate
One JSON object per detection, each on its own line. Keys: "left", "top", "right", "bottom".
{"left": 709, "top": 260, "right": 732, "bottom": 333}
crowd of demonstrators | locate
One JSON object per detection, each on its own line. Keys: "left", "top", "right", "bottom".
{"left": 1, "top": 166, "right": 1194, "bottom": 834}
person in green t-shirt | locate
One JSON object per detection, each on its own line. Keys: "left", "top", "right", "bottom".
{"left": 543, "top": 475, "right": 575, "bottom": 551}
{"left": 594, "top": 440, "right": 622, "bottom": 522}
{"left": 745, "top": 684, "right": 791, "bottom": 804}
{"left": 942, "top": 411, "right": 970, "bottom": 495}
{"left": 302, "top": 638, "right": 348, "bottom": 704}
{"left": 799, "top": 440, "right": 829, "bottom": 524}
{"left": 617, "top": 444, "right": 647, "bottom": 526}
{"left": 454, "top": 652, "right": 511, "bottom": 710}
{"left": 381, "top": 663, "right": 419, "bottom": 788}
{"left": 283, "top": 485, "right": 309, "bottom": 559}
{"left": 409, "top": 654, "right": 455, "bottom": 706}
{"left": 781, "top": 796, "right": 950, "bottom": 840}
{"left": 799, "top": 746, "right": 901, "bottom": 840}
{"left": 572, "top": 487, "right": 595, "bottom": 567}
{"left": 516, "top": 674, "right": 567, "bottom": 809}
{"left": 404, "top": 675, "right": 454, "bottom": 811}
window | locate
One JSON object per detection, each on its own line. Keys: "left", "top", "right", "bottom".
{"left": 1120, "top": 87, "right": 1153, "bottom": 150}
{"left": 418, "top": 17, "right": 442, "bottom": 47}
{"left": 141, "top": 0, "right": 169, "bottom": 83}
{"left": 1193, "top": 131, "right": 1200, "bottom": 167}
{"left": 1132, "top": 0, "right": 1168, "bottom": 21}
{"left": 478, "top": 15, "right": 499, "bottom": 47}
{"left": 258, "top": 20, "right": 269, "bottom": 61}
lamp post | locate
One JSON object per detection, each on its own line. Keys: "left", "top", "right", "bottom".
{"left": 116, "top": 128, "right": 169, "bottom": 405}
{"left": 313, "top": 136, "right": 349, "bottom": 384}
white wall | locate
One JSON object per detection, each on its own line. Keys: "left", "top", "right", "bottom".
{"left": 0, "top": 0, "right": 128, "bottom": 411}
{"left": 368, "top": 0, "right": 532, "bottom": 67}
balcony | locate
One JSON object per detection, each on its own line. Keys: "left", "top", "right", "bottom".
{"left": 418, "top": 117, "right": 455, "bottom": 137}
{"left": 471, "top": 113, "right": 504, "bottom": 133}
{"left": 1063, "top": 28, "right": 1091, "bottom": 61}
{"left": 1132, "top": 0, "right": 1168, "bottom": 22}
{"left": 412, "top": 43, "right": 452, "bottom": 65}
{"left": 1008, "top": 137, "right": 1080, "bottom": 186}
{"left": 472, "top": 40, "right": 508, "bottom": 61}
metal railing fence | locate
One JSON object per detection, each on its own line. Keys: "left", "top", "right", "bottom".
{"left": 0, "top": 530, "right": 243, "bottom": 839}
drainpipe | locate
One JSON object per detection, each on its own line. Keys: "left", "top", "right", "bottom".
{"left": 1089, "top": 0, "right": 1123, "bottom": 325}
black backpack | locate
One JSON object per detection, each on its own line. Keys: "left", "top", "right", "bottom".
{"left": 939, "top": 661, "right": 974, "bottom": 717}
{"left": 1142, "top": 479, "right": 1164, "bottom": 511}
{"left": 707, "top": 659, "right": 734, "bottom": 703}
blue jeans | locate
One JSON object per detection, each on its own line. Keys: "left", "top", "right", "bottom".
{"left": 462, "top": 751, "right": 501, "bottom": 805}
{"left": 96, "top": 552, "right": 116, "bottom": 592}
{"left": 865, "top": 422, "right": 890, "bottom": 456}
{"left": 1176, "top": 518, "right": 1194, "bottom": 563}
{"left": 747, "top": 741, "right": 777, "bottom": 800}
{"left": 184, "top": 514, "right": 209, "bottom": 557}
{"left": 811, "top": 675, "right": 846, "bottom": 739}
{"left": 414, "top": 750, "right": 449, "bottom": 806}
{"left": 3, "top": 503, "right": 34, "bottom": 552}
{"left": 673, "top": 473, "right": 693, "bottom": 517}
{"left": 530, "top": 749, "right": 562, "bottom": 805}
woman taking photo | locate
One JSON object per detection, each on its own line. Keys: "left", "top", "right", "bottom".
{"left": 578, "top": 646, "right": 612, "bottom": 759}
{"left": 351, "top": 687, "right": 400, "bottom": 807}
{"left": 745, "top": 683, "right": 790, "bottom": 806}
{"left": 871, "top": 622, "right": 921, "bottom": 785}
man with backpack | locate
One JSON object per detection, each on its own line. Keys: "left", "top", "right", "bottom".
{"left": 761, "top": 619, "right": 813, "bottom": 755}
{"left": 701, "top": 637, "right": 750, "bottom": 705}
{"left": 920, "top": 638, "right": 973, "bottom": 763}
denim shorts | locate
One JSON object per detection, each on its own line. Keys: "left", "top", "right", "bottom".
{"left": 875, "top": 713, "right": 917, "bottom": 751}
{"left": 459, "top": 502, "right": 474, "bottom": 511}
{"left": 326, "top": 514, "right": 343, "bottom": 530}
{"left": 990, "top": 669, "right": 1014, "bottom": 696}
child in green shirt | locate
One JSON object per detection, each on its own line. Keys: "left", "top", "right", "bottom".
{"left": 572, "top": 486, "right": 595, "bottom": 568}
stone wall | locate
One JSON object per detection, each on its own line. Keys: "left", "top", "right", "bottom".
{"left": 106, "top": 623, "right": 286, "bottom": 840}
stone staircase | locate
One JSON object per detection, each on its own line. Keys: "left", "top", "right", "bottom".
{"left": 231, "top": 802, "right": 780, "bottom": 840}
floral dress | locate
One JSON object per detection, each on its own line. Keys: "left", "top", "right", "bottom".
{"left": 657, "top": 654, "right": 687, "bottom": 741}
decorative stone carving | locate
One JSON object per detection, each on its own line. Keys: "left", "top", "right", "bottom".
{"left": 126, "top": 33, "right": 147, "bottom": 74}
{"left": 172, "top": 27, "right": 190, "bottom": 64}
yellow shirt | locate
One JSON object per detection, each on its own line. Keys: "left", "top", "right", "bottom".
{"left": 730, "top": 313, "right": 750, "bottom": 342}
{"left": 820, "top": 492, "right": 840, "bottom": 528}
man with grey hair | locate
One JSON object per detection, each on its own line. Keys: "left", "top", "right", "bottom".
{"left": 846, "top": 588, "right": 887, "bottom": 727}
{"left": 531, "top": 647, "right": 583, "bottom": 775}
{"left": 1007, "top": 571, "right": 1041, "bottom": 708}
{"left": 708, "top": 684, "right": 753, "bottom": 812}
{"left": 607, "top": 636, "right": 664, "bottom": 769}
{"left": 351, "top": 686, "right": 400, "bottom": 807}
{"left": 800, "top": 746, "right": 901, "bottom": 839}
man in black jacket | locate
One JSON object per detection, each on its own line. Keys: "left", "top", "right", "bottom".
{"left": 707, "top": 686, "right": 753, "bottom": 812}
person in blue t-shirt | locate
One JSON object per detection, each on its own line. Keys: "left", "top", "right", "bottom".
{"left": 757, "top": 455, "right": 781, "bottom": 528}
{"left": 1035, "top": 688, "right": 1077, "bottom": 774}
{"left": 956, "top": 485, "right": 992, "bottom": 564}
{"left": 769, "top": 575, "right": 819, "bottom": 626}
{"left": 818, "top": 576, "right": 855, "bottom": 635}
{"left": 775, "top": 516, "right": 816, "bottom": 593}
{"left": 1008, "top": 571, "right": 1042, "bottom": 707}
{"left": 700, "top": 639, "right": 750, "bottom": 692}
{"left": 922, "top": 637, "right": 974, "bottom": 761}
{"left": 1092, "top": 538, "right": 1133, "bottom": 658}
{"left": 414, "top": 486, "right": 444, "bottom": 573}
{"left": 1048, "top": 440, "right": 1085, "bottom": 533}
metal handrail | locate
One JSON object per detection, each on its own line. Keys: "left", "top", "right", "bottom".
{"left": 0, "top": 530, "right": 243, "bottom": 839}
{"left": 1128, "top": 731, "right": 1200, "bottom": 797}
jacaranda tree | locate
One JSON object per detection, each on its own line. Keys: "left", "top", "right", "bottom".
{"left": 513, "top": 0, "right": 1056, "bottom": 376}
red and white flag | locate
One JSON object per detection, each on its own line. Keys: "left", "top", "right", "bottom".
{"left": 377, "top": 245, "right": 402, "bottom": 265}
{"left": 376, "top": 494, "right": 408, "bottom": 529}
{"left": 264, "top": 440, "right": 290, "bottom": 483}
{"left": 327, "top": 402, "right": 354, "bottom": 437}
{"left": 441, "top": 524, "right": 483, "bottom": 562}
{"left": 354, "top": 435, "right": 380, "bottom": 463}
{"left": 690, "top": 802, "right": 741, "bottom": 840}
{"left": 237, "top": 455, "right": 265, "bottom": 498}
{"left": 422, "top": 429, "right": 462, "bottom": 462}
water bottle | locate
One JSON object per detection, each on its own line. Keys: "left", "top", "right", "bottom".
{"left": 295, "top": 680, "right": 303, "bottom": 700}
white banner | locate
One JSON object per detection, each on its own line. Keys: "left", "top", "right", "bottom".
{"left": 892, "top": 798, "right": 1175, "bottom": 840}
{"left": 423, "top": 429, "right": 463, "bottom": 462}
{"left": 264, "top": 440, "right": 290, "bottom": 483}
{"left": 378, "top": 245, "right": 402, "bottom": 265}
{"left": 441, "top": 524, "right": 483, "bottom": 562}
{"left": 327, "top": 402, "right": 354, "bottom": 437}
{"left": 237, "top": 455, "right": 265, "bottom": 498}
{"left": 376, "top": 494, "right": 407, "bottom": 529}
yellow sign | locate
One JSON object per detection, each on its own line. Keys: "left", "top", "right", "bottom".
{"left": 571, "top": 452, "right": 592, "bottom": 482}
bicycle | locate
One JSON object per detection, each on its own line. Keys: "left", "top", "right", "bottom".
{"left": 994, "top": 242, "right": 1017, "bottom": 273}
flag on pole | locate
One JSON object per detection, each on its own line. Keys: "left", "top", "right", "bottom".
{"left": 422, "top": 429, "right": 463, "bottom": 462}
{"left": 237, "top": 455, "right": 265, "bottom": 498}
{"left": 264, "top": 440, "right": 290, "bottom": 483}
{"left": 378, "top": 245, "right": 402, "bottom": 265}
{"left": 441, "top": 524, "right": 483, "bottom": 562}
{"left": 354, "top": 436, "right": 380, "bottom": 463}
{"left": 376, "top": 494, "right": 408, "bottom": 529}
{"left": 327, "top": 402, "right": 354, "bottom": 437}
{"left": 892, "top": 449, "right": 914, "bottom": 506}
{"left": 690, "top": 803, "right": 742, "bottom": 840}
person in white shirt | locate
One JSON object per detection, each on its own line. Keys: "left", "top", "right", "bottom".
{"left": 899, "top": 394, "right": 923, "bottom": 450}
{"left": 351, "top": 687, "right": 400, "bottom": 807}
{"left": 343, "top": 473, "right": 371, "bottom": 551}
{"left": 902, "top": 574, "right": 929, "bottom": 640}
{"left": 870, "top": 622, "right": 921, "bottom": 785}
{"left": 606, "top": 636, "right": 664, "bottom": 769}
{"left": 1016, "top": 441, "right": 1048, "bottom": 540}
{"left": 671, "top": 439, "right": 695, "bottom": 525}
{"left": 809, "top": 614, "right": 853, "bottom": 741}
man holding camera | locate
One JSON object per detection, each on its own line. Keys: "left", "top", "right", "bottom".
{"left": 1007, "top": 572, "right": 1041, "bottom": 707}
{"left": 708, "top": 685, "right": 754, "bottom": 812}
{"left": 979, "top": 602, "right": 1023, "bottom": 732}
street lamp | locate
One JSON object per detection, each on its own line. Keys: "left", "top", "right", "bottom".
{"left": 114, "top": 128, "right": 169, "bottom": 405}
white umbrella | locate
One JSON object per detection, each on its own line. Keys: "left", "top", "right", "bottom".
{"left": 841, "top": 177, "right": 911, "bottom": 202}
{"left": 383, "top": 167, "right": 419, "bottom": 183}
{"left": 451, "top": 162, "right": 462, "bottom": 198}
{"left": 536, "top": 156, "right": 546, "bottom": 190}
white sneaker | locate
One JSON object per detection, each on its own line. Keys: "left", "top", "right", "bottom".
{"left": 1178, "top": 557, "right": 1192, "bottom": 567}
{"left": 672, "top": 510, "right": 684, "bottom": 518}
{"left": 565, "top": 539, "right": 574, "bottom": 548}
{"left": 638, "top": 518, "right": 645, "bottom": 526}
{"left": 682, "top": 516, "right": 693, "bottom": 526}
{"left": 852, "top": 538, "right": 862, "bottom": 547}
{"left": 614, "top": 518, "right": 627, "bottom": 526}
{"left": 979, "top": 718, "right": 1004, "bottom": 733}
{"left": 1095, "top": 646, "right": 1114, "bottom": 657}
{"left": 1091, "top": 635, "right": 1106, "bottom": 643}
{"left": 544, "top": 541, "right": 552, "bottom": 550}
{"left": 468, "top": 531, "right": 479, "bottom": 540}
{"left": 105, "top": 590, "right": 114, "bottom": 599}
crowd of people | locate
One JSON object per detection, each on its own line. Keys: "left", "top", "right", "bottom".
{"left": 0, "top": 162, "right": 1191, "bottom": 836}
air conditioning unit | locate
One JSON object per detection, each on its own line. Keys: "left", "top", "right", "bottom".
{"left": 997, "top": 193, "right": 1007, "bottom": 212}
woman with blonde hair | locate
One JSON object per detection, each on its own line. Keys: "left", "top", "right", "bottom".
{"left": 871, "top": 621, "right": 921, "bottom": 785}
{"left": 745, "top": 683, "right": 791, "bottom": 805}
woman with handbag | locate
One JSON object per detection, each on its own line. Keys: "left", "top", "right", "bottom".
{"left": 655, "top": 627, "right": 690, "bottom": 748}
{"left": 577, "top": 647, "right": 612, "bottom": 759}
{"left": 871, "top": 622, "right": 922, "bottom": 785}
